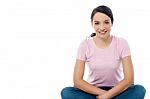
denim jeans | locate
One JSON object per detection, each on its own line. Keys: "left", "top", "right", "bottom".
{"left": 61, "top": 84, "right": 146, "bottom": 99}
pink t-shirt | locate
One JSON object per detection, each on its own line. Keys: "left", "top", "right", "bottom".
{"left": 76, "top": 36, "right": 131, "bottom": 87}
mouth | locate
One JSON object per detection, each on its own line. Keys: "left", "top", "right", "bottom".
{"left": 98, "top": 31, "right": 107, "bottom": 35}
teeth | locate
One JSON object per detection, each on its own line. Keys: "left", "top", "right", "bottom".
{"left": 99, "top": 31, "right": 106, "bottom": 34}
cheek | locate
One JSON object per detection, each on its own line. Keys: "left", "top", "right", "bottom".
{"left": 105, "top": 25, "right": 111, "bottom": 31}
{"left": 93, "top": 25, "right": 99, "bottom": 30}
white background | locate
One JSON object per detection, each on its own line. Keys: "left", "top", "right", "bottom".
{"left": 0, "top": 0, "right": 149, "bottom": 99}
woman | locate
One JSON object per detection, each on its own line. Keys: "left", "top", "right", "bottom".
{"left": 61, "top": 5, "right": 146, "bottom": 99}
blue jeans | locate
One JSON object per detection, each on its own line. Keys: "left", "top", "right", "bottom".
{"left": 61, "top": 84, "right": 146, "bottom": 99}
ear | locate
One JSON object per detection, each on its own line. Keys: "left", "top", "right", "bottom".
{"left": 111, "top": 23, "right": 113, "bottom": 27}
{"left": 91, "top": 21, "right": 93, "bottom": 27}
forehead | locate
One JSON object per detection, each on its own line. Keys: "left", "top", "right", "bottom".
{"left": 93, "top": 12, "right": 110, "bottom": 21}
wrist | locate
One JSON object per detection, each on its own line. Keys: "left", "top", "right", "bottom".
{"left": 97, "top": 89, "right": 107, "bottom": 95}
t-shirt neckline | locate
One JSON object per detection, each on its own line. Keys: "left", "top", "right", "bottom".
{"left": 91, "top": 36, "right": 114, "bottom": 50}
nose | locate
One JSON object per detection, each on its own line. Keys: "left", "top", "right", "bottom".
{"left": 98, "top": 24, "right": 105, "bottom": 31}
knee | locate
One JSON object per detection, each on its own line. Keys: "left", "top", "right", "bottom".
{"left": 61, "top": 87, "right": 74, "bottom": 98}
{"left": 133, "top": 84, "right": 146, "bottom": 98}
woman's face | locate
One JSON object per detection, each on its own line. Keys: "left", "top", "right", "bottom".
{"left": 92, "top": 12, "right": 112, "bottom": 39}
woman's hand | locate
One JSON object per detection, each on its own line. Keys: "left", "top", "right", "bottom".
{"left": 96, "top": 93, "right": 110, "bottom": 99}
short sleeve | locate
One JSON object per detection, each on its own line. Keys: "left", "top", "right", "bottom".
{"left": 76, "top": 40, "right": 87, "bottom": 61}
{"left": 119, "top": 38, "right": 131, "bottom": 59}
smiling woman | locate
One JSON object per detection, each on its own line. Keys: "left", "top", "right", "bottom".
{"left": 61, "top": 5, "right": 146, "bottom": 99}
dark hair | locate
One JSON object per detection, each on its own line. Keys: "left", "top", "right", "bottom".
{"left": 90, "top": 5, "right": 114, "bottom": 37}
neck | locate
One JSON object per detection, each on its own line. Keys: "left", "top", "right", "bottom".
{"left": 94, "top": 35, "right": 112, "bottom": 48}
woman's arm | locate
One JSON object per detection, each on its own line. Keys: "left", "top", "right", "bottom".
{"left": 97, "top": 56, "right": 134, "bottom": 99}
{"left": 73, "top": 59, "right": 107, "bottom": 95}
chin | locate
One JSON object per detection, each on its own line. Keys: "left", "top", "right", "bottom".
{"left": 98, "top": 34, "right": 108, "bottom": 38}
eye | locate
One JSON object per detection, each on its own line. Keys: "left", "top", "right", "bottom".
{"left": 94, "top": 22, "right": 99, "bottom": 25}
{"left": 105, "top": 21, "right": 110, "bottom": 24}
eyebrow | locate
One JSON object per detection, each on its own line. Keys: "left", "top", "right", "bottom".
{"left": 94, "top": 19, "right": 110, "bottom": 22}
{"left": 94, "top": 21, "right": 99, "bottom": 22}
